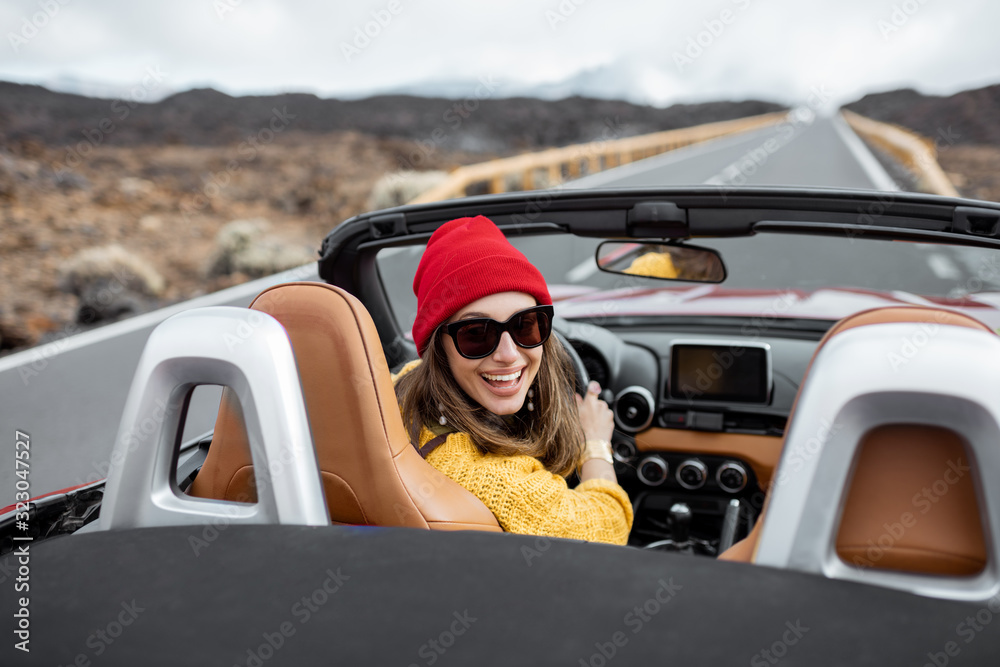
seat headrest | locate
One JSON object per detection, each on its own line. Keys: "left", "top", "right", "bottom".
{"left": 190, "top": 282, "right": 500, "bottom": 532}
{"left": 723, "top": 306, "right": 999, "bottom": 600}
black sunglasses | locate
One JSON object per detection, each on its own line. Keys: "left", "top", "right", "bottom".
{"left": 440, "top": 305, "right": 554, "bottom": 359}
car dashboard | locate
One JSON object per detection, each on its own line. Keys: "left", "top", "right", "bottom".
{"left": 559, "top": 316, "right": 829, "bottom": 555}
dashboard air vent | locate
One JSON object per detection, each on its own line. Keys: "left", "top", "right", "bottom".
{"left": 613, "top": 386, "right": 655, "bottom": 432}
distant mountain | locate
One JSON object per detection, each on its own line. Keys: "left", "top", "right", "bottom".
{"left": 34, "top": 74, "right": 177, "bottom": 103}
{"left": 844, "top": 84, "right": 1000, "bottom": 145}
{"left": 381, "top": 62, "right": 675, "bottom": 106}
{"left": 515, "top": 65, "right": 670, "bottom": 105}
{"left": 0, "top": 81, "right": 785, "bottom": 152}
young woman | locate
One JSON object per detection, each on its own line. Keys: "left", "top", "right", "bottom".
{"left": 393, "top": 215, "right": 633, "bottom": 545}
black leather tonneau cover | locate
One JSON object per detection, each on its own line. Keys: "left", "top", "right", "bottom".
{"left": 3, "top": 524, "right": 996, "bottom": 666}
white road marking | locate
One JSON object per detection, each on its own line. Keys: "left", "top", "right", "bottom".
{"left": 830, "top": 113, "right": 899, "bottom": 192}
{"left": 0, "top": 263, "right": 318, "bottom": 374}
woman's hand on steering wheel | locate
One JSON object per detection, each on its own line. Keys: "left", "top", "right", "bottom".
{"left": 576, "top": 380, "right": 614, "bottom": 443}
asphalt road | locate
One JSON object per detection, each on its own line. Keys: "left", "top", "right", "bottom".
{"left": 0, "top": 264, "right": 319, "bottom": 496}
{"left": 567, "top": 110, "right": 897, "bottom": 191}
{"left": 0, "top": 112, "right": 898, "bottom": 497}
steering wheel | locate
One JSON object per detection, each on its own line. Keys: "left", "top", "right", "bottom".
{"left": 553, "top": 329, "right": 590, "bottom": 397}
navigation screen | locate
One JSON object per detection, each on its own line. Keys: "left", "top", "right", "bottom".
{"left": 668, "top": 343, "right": 770, "bottom": 404}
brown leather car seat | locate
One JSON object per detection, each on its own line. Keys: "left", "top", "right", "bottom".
{"left": 720, "top": 306, "right": 990, "bottom": 575}
{"left": 189, "top": 282, "right": 501, "bottom": 532}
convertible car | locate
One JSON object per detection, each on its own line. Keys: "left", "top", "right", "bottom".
{"left": 4, "top": 187, "right": 1000, "bottom": 665}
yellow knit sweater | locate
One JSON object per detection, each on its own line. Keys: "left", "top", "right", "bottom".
{"left": 393, "top": 360, "right": 634, "bottom": 545}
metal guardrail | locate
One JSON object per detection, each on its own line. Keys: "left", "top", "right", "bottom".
{"left": 841, "top": 109, "right": 960, "bottom": 197}
{"left": 408, "top": 112, "right": 788, "bottom": 204}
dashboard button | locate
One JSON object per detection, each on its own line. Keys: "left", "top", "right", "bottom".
{"left": 663, "top": 411, "right": 687, "bottom": 426}
{"left": 611, "top": 440, "right": 637, "bottom": 463}
{"left": 717, "top": 461, "right": 749, "bottom": 493}
{"left": 637, "top": 456, "right": 668, "bottom": 486}
{"left": 686, "top": 411, "right": 723, "bottom": 432}
{"left": 676, "top": 459, "right": 707, "bottom": 490}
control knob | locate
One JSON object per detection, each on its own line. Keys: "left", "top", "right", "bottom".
{"left": 637, "top": 456, "right": 668, "bottom": 486}
{"left": 717, "top": 461, "right": 749, "bottom": 493}
{"left": 676, "top": 459, "right": 707, "bottom": 490}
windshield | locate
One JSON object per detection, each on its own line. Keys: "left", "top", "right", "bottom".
{"left": 378, "top": 232, "right": 1000, "bottom": 336}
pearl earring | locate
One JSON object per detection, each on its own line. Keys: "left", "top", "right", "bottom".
{"left": 527, "top": 388, "right": 535, "bottom": 412}
{"left": 438, "top": 403, "right": 447, "bottom": 426}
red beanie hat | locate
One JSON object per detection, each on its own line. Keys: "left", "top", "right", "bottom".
{"left": 412, "top": 215, "right": 551, "bottom": 355}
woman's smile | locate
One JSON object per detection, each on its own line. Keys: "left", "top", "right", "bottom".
{"left": 444, "top": 292, "right": 542, "bottom": 415}
{"left": 480, "top": 365, "right": 525, "bottom": 394}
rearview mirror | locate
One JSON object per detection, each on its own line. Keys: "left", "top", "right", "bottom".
{"left": 595, "top": 242, "right": 726, "bottom": 283}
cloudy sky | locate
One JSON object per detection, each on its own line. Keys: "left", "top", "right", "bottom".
{"left": 2, "top": 0, "right": 999, "bottom": 107}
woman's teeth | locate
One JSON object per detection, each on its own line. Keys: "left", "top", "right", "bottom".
{"left": 482, "top": 370, "right": 522, "bottom": 382}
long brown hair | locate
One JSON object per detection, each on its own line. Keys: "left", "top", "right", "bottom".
{"left": 394, "top": 328, "right": 585, "bottom": 476}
